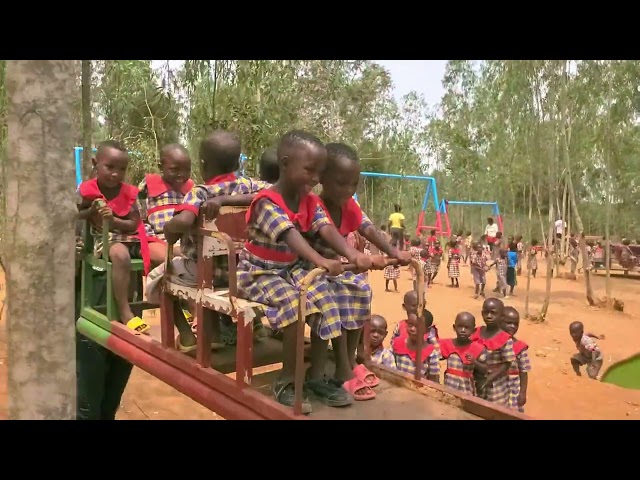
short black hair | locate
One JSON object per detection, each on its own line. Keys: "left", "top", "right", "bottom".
{"left": 277, "top": 130, "right": 324, "bottom": 159}
{"left": 96, "top": 140, "right": 127, "bottom": 157}
{"left": 160, "top": 143, "right": 189, "bottom": 162}
{"left": 199, "top": 130, "right": 241, "bottom": 173}
{"left": 259, "top": 146, "right": 279, "bottom": 183}
{"left": 326, "top": 142, "right": 359, "bottom": 167}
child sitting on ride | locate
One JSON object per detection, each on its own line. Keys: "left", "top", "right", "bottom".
{"left": 77, "top": 140, "right": 165, "bottom": 334}
{"left": 309, "top": 142, "right": 411, "bottom": 392}
{"left": 391, "top": 291, "right": 439, "bottom": 347}
{"left": 391, "top": 310, "right": 441, "bottom": 383}
{"left": 501, "top": 306, "right": 531, "bottom": 412}
{"left": 259, "top": 146, "right": 280, "bottom": 184}
{"left": 237, "top": 130, "right": 374, "bottom": 413}
{"left": 137, "top": 144, "right": 194, "bottom": 246}
{"left": 470, "top": 297, "right": 516, "bottom": 406}
{"left": 368, "top": 314, "right": 395, "bottom": 368}
{"left": 159, "top": 131, "right": 271, "bottom": 351}
{"left": 439, "top": 312, "right": 487, "bottom": 396}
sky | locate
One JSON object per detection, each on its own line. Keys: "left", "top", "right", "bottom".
{"left": 151, "top": 60, "right": 448, "bottom": 107}
{"left": 375, "top": 60, "right": 447, "bottom": 106}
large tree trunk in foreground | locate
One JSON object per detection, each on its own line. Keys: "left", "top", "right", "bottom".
{"left": 5, "top": 60, "right": 77, "bottom": 419}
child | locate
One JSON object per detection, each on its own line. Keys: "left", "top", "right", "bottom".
{"left": 383, "top": 261, "right": 400, "bottom": 292}
{"left": 471, "top": 242, "right": 488, "bottom": 299}
{"left": 425, "top": 229, "right": 438, "bottom": 248}
{"left": 158, "top": 131, "right": 270, "bottom": 351}
{"left": 489, "top": 249, "right": 508, "bottom": 298}
{"left": 470, "top": 297, "right": 516, "bottom": 406}
{"left": 421, "top": 248, "right": 433, "bottom": 289}
{"left": 368, "top": 314, "right": 396, "bottom": 368}
{"left": 137, "top": 143, "right": 194, "bottom": 243}
{"left": 408, "top": 238, "right": 423, "bottom": 290}
{"left": 311, "top": 142, "right": 411, "bottom": 391}
{"left": 439, "top": 312, "right": 487, "bottom": 396}
{"left": 429, "top": 241, "right": 443, "bottom": 284}
{"left": 527, "top": 240, "right": 539, "bottom": 277}
{"left": 259, "top": 146, "right": 279, "bottom": 184}
{"left": 237, "top": 130, "right": 374, "bottom": 412}
{"left": 391, "top": 291, "right": 439, "bottom": 347}
{"left": 463, "top": 231, "right": 473, "bottom": 264}
{"left": 501, "top": 306, "right": 531, "bottom": 412}
{"left": 516, "top": 235, "right": 524, "bottom": 275}
{"left": 569, "top": 321, "right": 604, "bottom": 379}
{"left": 507, "top": 242, "right": 518, "bottom": 296}
{"left": 391, "top": 312, "right": 441, "bottom": 382}
{"left": 447, "top": 240, "right": 461, "bottom": 288}
{"left": 77, "top": 140, "right": 164, "bottom": 334}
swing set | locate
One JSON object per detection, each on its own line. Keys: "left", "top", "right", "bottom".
{"left": 439, "top": 199, "right": 503, "bottom": 238}
{"left": 353, "top": 171, "right": 443, "bottom": 237}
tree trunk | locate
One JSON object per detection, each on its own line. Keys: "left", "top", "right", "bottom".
{"left": 81, "top": 60, "right": 92, "bottom": 180}
{"left": 5, "top": 60, "right": 78, "bottom": 419}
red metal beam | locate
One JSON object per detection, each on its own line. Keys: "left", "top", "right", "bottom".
{"left": 106, "top": 332, "right": 266, "bottom": 420}
{"left": 109, "top": 322, "right": 303, "bottom": 420}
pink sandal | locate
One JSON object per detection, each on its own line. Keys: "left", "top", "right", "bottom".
{"left": 342, "top": 377, "right": 376, "bottom": 401}
{"left": 354, "top": 364, "right": 379, "bottom": 388}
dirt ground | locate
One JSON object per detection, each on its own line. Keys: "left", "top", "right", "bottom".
{"left": 1, "top": 258, "right": 640, "bottom": 420}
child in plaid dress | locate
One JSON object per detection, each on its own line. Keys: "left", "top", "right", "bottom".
{"left": 312, "top": 143, "right": 410, "bottom": 391}
{"left": 440, "top": 312, "right": 487, "bottom": 396}
{"left": 77, "top": 140, "right": 164, "bottom": 335}
{"left": 239, "top": 131, "right": 377, "bottom": 412}
{"left": 447, "top": 240, "right": 461, "bottom": 288}
{"left": 154, "top": 132, "right": 270, "bottom": 351}
{"left": 391, "top": 291, "right": 439, "bottom": 347}
{"left": 368, "top": 315, "right": 395, "bottom": 368}
{"left": 471, "top": 243, "right": 488, "bottom": 299}
{"left": 489, "top": 249, "right": 508, "bottom": 298}
{"left": 391, "top": 312, "right": 441, "bottom": 382}
{"left": 527, "top": 240, "right": 539, "bottom": 277}
{"left": 471, "top": 298, "right": 516, "bottom": 406}
{"left": 137, "top": 144, "right": 194, "bottom": 244}
{"left": 429, "top": 242, "right": 443, "bottom": 284}
{"left": 501, "top": 306, "right": 531, "bottom": 412}
{"left": 384, "top": 262, "right": 400, "bottom": 291}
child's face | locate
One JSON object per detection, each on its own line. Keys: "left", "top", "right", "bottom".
{"left": 283, "top": 144, "right": 327, "bottom": 196}
{"left": 320, "top": 155, "right": 360, "bottom": 205}
{"left": 500, "top": 250, "right": 507, "bottom": 259}
{"left": 161, "top": 149, "right": 191, "bottom": 190}
{"left": 453, "top": 312, "right": 475, "bottom": 340}
{"left": 94, "top": 147, "right": 129, "bottom": 188}
{"left": 369, "top": 317, "right": 388, "bottom": 349}
{"left": 501, "top": 310, "right": 520, "bottom": 336}
{"left": 569, "top": 324, "right": 583, "bottom": 342}
{"left": 481, "top": 298, "right": 503, "bottom": 328}
{"left": 402, "top": 292, "right": 419, "bottom": 316}
{"left": 406, "top": 314, "right": 419, "bottom": 339}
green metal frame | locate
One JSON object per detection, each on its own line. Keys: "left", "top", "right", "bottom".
{"left": 78, "top": 220, "right": 151, "bottom": 329}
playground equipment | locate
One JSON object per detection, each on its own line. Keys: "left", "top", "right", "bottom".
{"left": 353, "top": 172, "right": 443, "bottom": 237}
{"left": 75, "top": 202, "right": 529, "bottom": 420}
{"left": 439, "top": 200, "right": 503, "bottom": 238}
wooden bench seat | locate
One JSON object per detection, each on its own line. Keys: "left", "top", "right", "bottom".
{"left": 164, "top": 278, "right": 265, "bottom": 324}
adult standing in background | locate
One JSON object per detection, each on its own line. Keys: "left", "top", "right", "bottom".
{"left": 485, "top": 217, "right": 499, "bottom": 252}
{"left": 388, "top": 203, "right": 406, "bottom": 251}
